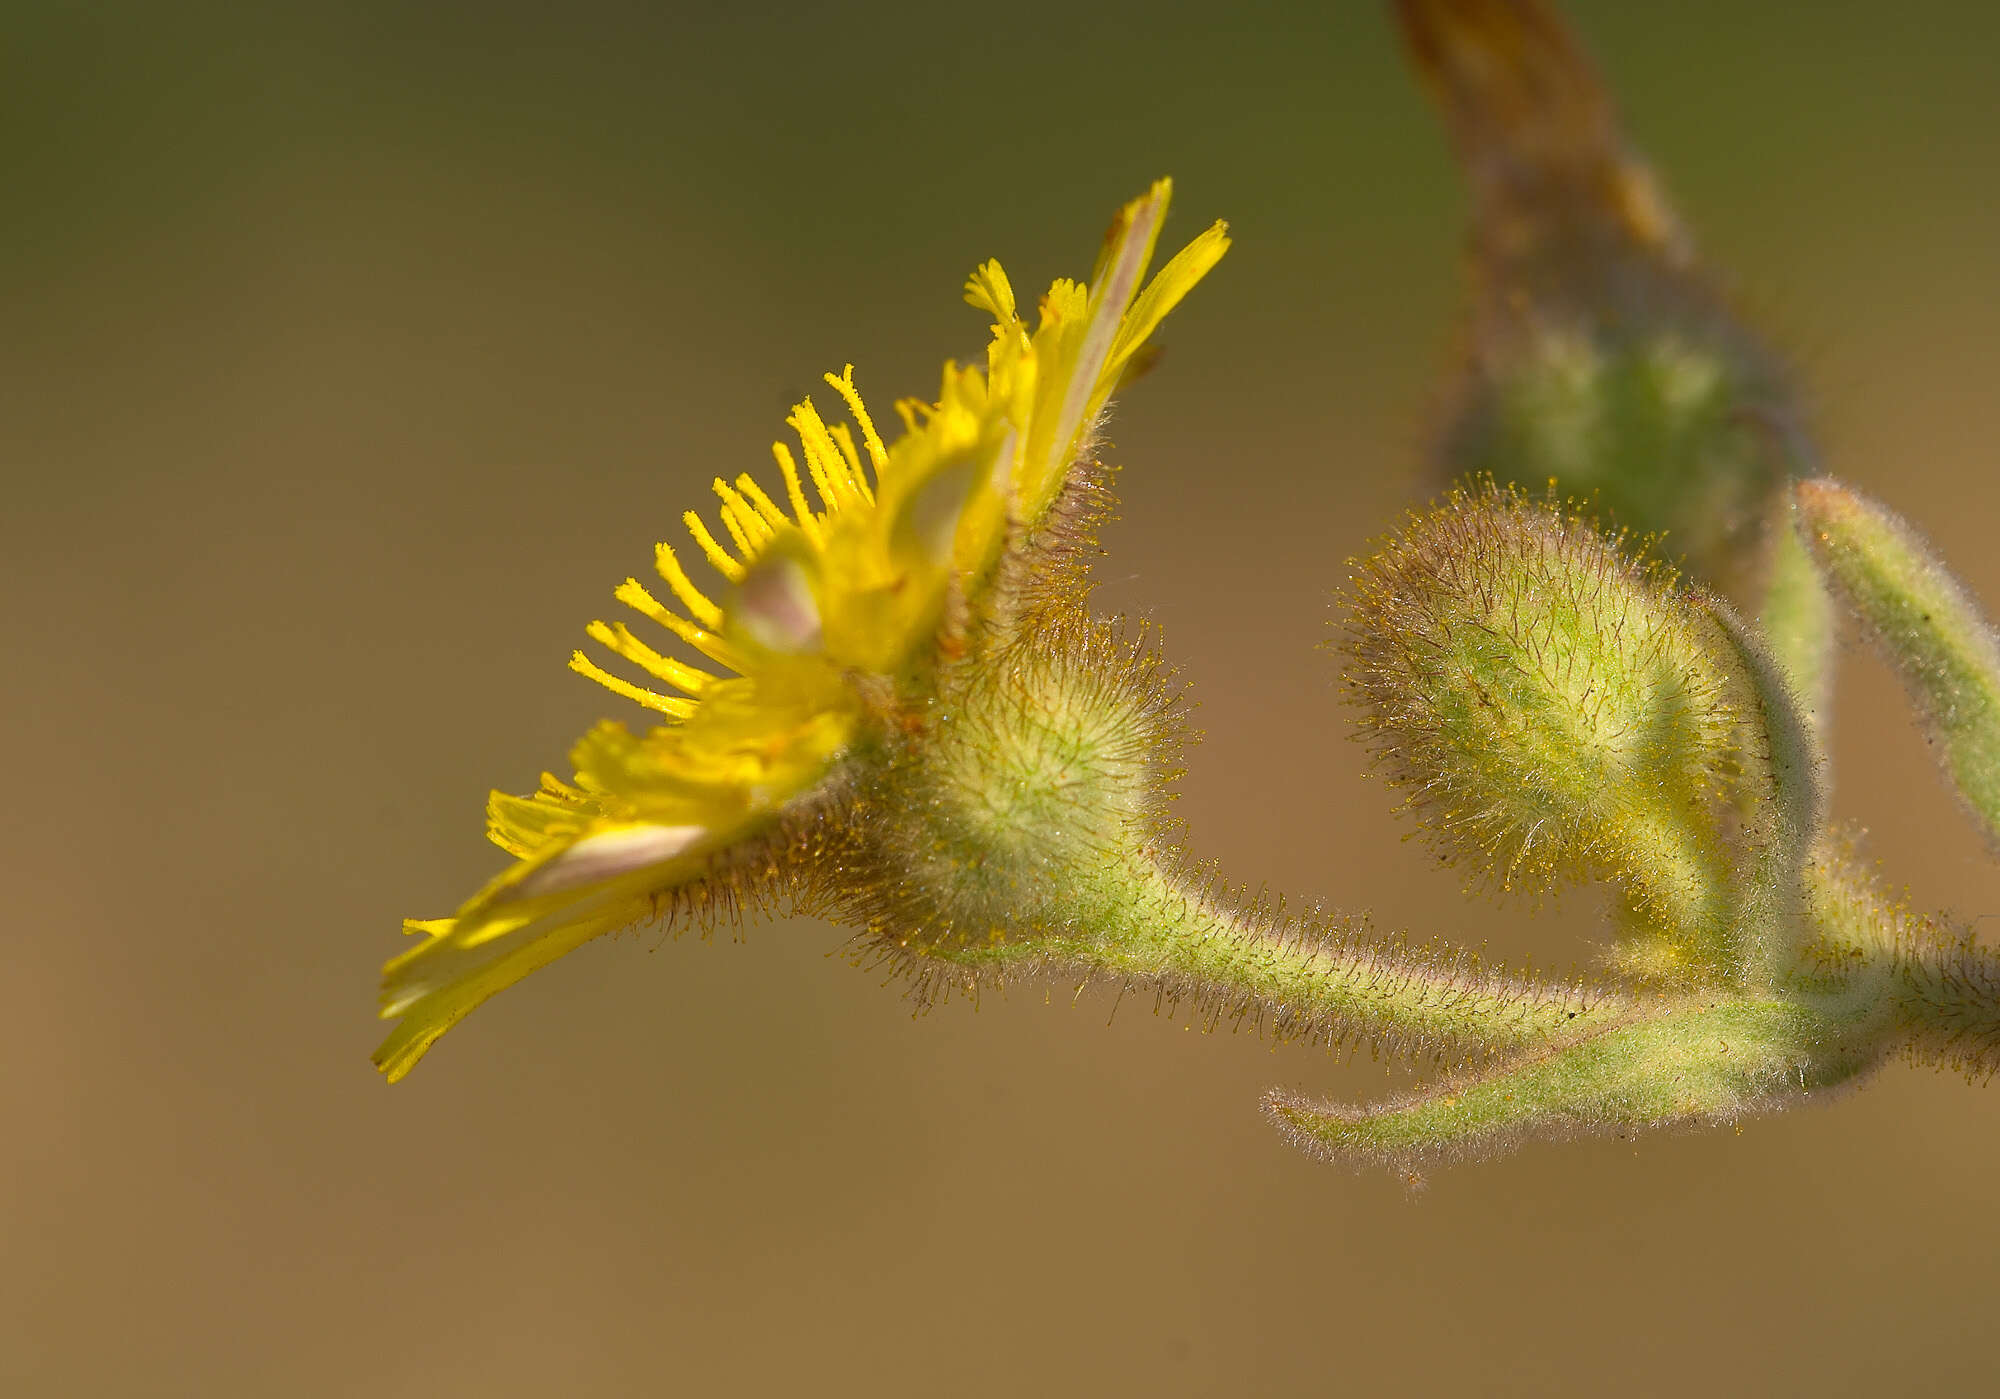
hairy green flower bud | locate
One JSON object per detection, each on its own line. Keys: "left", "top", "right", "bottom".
{"left": 1342, "top": 488, "right": 1739, "bottom": 943}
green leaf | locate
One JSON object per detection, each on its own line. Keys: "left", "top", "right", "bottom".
{"left": 1265, "top": 993, "right": 1881, "bottom": 1175}
{"left": 1796, "top": 478, "right": 2000, "bottom": 850}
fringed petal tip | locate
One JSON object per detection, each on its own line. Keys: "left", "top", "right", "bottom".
{"left": 373, "top": 823, "right": 714, "bottom": 1080}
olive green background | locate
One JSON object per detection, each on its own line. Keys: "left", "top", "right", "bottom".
{"left": 6, "top": 3, "right": 1999, "bottom": 1393}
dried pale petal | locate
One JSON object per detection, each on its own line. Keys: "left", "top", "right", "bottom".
{"left": 512, "top": 823, "right": 707, "bottom": 899}
{"left": 731, "top": 548, "right": 823, "bottom": 655}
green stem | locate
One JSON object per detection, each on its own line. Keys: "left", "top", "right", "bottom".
{"left": 1760, "top": 504, "right": 1836, "bottom": 741}
{"left": 1889, "top": 936, "right": 2000, "bottom": 1074}
{"left": 1796, "top": 844, "right": 2000, "bottom": 1072}
{"left": 929, "top": 851, "right": 1631, "bottom": 1060}
{"left": 1615, "top": 804, "right": 1740, "bottom": 975}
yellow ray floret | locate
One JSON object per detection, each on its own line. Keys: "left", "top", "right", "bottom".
{"left": 375, "top": 180, "right": 1229, "bottom": 1080}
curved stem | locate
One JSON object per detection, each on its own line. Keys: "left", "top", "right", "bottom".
{"left": 923, "top": 850, "right": 1633, "bottom": 1061}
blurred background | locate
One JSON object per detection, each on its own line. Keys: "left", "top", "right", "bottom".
{"left": 5, "top": 1, "right": 1998, "bottom": 1393}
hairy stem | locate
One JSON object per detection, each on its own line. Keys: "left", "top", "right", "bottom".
{"left": 922, "top": 850, "right": 1631, "bottom": 1061}
{"left": 1803, "top": 841, "right": 2000, "bottom": 1073}
{"left": 1760, "top": 508, "right": 1836, "bottom": 740}
{"left": 1890, "top": 936, "right": 2000, "bottom": 1074}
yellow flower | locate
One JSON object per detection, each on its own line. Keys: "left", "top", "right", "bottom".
{"left": 374, "top": 180, "right": 1229, "bottom": 1080}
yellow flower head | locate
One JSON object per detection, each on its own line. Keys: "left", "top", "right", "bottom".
{"left": 375, "top": 181, "right": 1229, "bottom": 1080}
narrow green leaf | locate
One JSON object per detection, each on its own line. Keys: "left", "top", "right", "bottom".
{"left": 1265, "top": 993, "right": 1882, "bottom": 1176}
{"left": 1796, "top": 478, "right": 2000, "bottom": 848}
{"left": 1705, "top": 596, "right": 1825, "bottom": 985}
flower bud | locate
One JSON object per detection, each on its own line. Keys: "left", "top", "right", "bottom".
{"left": 1342, "top": 487, "right": 1738, "bottom": 915}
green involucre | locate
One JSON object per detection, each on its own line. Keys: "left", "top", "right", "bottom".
{"left": 838, "top": 615, "right": 1187, "bottom": 955}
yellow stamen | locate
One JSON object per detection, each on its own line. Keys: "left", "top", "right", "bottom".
{"left": 682, "top": 511, "right": 745, "bottom": 581}
{"left": 714, "top": 480, "right": 775, "bottom": 549}
{"left": 566, "top": 651, "right": 697, "bottom": 718}
{"left": 828, "top": 423, "right": 872, "bottom": 501}
{"left": 652, "top": 542, "right": 724, "bottom": 629}
{"left": 584, "top": 619, "right": 716, "bottom": 696}
{"left": 711, "top": 487, "right": 754, "bottom": 556}
{"left": 732, "top": 474, "right": 789, "bottom": 532}
{"left": 614, "top": 578, "right": 740, "bottom": 668}
{"left": 788, "top": 400, "right": 858, "bottom": 508}
{"left": 825, "top": 365, "right": 889, "bottom": 476}
{"left": 769, "top": 442, "right": 824, "bottom": 546}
